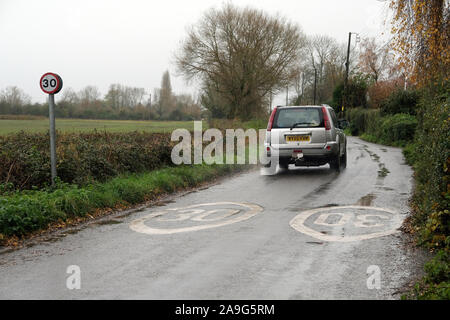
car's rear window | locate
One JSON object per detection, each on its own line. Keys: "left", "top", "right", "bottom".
{"left": 273, "top": 108, "right": 323, "bottom": 129}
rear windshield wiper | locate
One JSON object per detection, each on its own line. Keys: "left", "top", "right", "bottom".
{"left": 290, "top": 122, "right": 315, "bottom": 130}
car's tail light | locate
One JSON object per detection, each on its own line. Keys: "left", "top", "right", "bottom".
{"left": 321, "top": 106, "right": 331, "bottom": 130}
{"left": 267, "top": 107, "right": 277, "bottom": 131}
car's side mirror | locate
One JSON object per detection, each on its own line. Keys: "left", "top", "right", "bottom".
{"left": 337, "top": 119, "right": 349, "bottom": 130}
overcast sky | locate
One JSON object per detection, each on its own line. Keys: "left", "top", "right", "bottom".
{"left": 0, "top": 0, "right": 390, "bottom": 105}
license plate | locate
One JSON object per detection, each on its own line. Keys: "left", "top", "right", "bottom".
{"left": 286, "top": 135, "right": 310, "bottom": 142}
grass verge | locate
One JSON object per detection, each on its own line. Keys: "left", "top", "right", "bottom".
{"left": 0, "top": 163, "right": 250, "bottom": 245}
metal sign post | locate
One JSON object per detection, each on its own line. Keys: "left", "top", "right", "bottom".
{"left": 40, "top": 72, "right": 63, "bottom": 186}
{"left": 48, "top": 93, "right": 57, "bottom": 184}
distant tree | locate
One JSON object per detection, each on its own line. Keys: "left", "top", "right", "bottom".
{"left": 105, "top": 84, "right": 121, "bottom": 109}
{"left": 105, "top": 84, "right": 147, "bottom": 109}
{"left": 332, "top": 73, "right": 370, "bottom": 109}
{"left": 175, "top": 3, "right": 306, "bottom": 120}
{"left": 0, "top": 86, "right": 31, "bottom": 107}
{"left": 152, "top": 88, "right": 162, "bottom": 119}
{"left": 59, "top": 87, "right": 79, "bottom": 105}
{"left": 158, "top": 71, "right": 175, "bottom": 118}
{"left": 78, "top": 86, "right": 101, "bottom": 105}
{"left": 175, "top": 94, "right": 202, "bottom": 120}
{"left": 366, "top": 78, "right": 404, "bottom": 109}
{"left": 358, "top": 37, "right": 395, "bottom": 83}
{"left": 304, "top": 35, "right": 347, "bottom": 104}
{"left": 129, "top": 87, "right": 146, "bottom": 107}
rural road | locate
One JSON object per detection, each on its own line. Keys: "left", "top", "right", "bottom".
{"left": 0, "top": 137, "right": 426, "bottom": 299}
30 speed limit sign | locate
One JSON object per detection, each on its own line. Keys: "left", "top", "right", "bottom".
{"left": 40, "top": 72, "right": 63, "bottom": 186}
{"left": 39, "top": 72, "right": 63, "bottom": 94}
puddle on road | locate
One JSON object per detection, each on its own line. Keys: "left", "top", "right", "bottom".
{"left": 319, "top": 203, "right": 340, "bottom": 208}
{"left": 306, "top": 241, "right": 324, "bottom": 245}
{"left": 377, "top": 186, "right": 394, "bottom": 191}
{"left": 378, "top": 165, "right": 390, "bottom": 178}
{"left": 362, "top": 144, "right": 390, "bottom": 183}
{"left": 91, "top": 219, "right": 122, "bottom": 226}
{"left": 154, "top": 199, "right": 176, "bottom": 207}
{"left": 355, "top": 151, "right": 365, "bottom": 161}
{"left": 358, "top": 193, "right": 376, "bottom": 206}
{"left": 313, "top": 182, "right": 333, "bottom": 194}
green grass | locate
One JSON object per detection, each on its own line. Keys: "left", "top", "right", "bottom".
{"left": 0, "top": 118, "right": 205, "bottom": 134}
{"left": 0, "top": 163, "right": 249, "bottom": 240}
{"left": 343, "top": 127, "right": 352, "bottom": 136}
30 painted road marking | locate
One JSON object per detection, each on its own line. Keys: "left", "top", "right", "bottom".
{"left": 290, "top": 205, "right": 402, "bottom": 242}
{"left": 130, "top": 202, "right": 263, "bottom": 235}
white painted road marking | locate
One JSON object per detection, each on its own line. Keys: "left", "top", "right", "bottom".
{"left": 130, "top": 202, "right": 263, "bottom": 235}
{"left": 290, "top": 206, "right": 402, "bottom": 242}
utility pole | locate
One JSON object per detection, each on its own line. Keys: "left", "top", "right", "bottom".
{"left": 343, "top": 32, "right": 358, "bottom": 116}
{"left": 286, "top": 86, "right": 289, "bottom": 106}
{"left": 343, "top": 32, "right": 352, "bottom": 115}
{"left": 313, "top": 67, "right": 317, "bottom": 105}
{"left": 269, "top": 91, "right": 273, "bottom": 111}
{"left": 301, "top": 72, "right": 305, "bottom": 105}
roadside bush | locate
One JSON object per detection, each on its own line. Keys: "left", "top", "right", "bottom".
{"left": 345, "top": 108, "right": 417, "bottom": 147}
{"left": 377, "top": 114, "right": 418, "bottom": 146}
{"left": 332, "top": 74, "right": 369, "bottom": 109}
{"left": 380, "top": 88, "right": 419, "bottom": 115}
{"left": 0, "top": 131, "right": 173, "bottom": 191}
{"left": 367, "top": 78, "right": 404, "bottom": 109}
{"left": 409, "top": 90, "right": 449, "bottom": 248}
{"left": 345, "top": 108, "right": 381, "bottom": 136}
{"left": 404, "top": 249, "right": 450, "bottom": 300}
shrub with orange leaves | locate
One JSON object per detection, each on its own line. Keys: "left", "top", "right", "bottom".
{"left": 367, "top": 78, "right": 405, "bottom": 109}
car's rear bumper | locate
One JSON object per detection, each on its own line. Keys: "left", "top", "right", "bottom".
{"left": 268, "top": 141, "right": 338, "bottom": 156}
{"left": 266, "top": 141, "right": 338, "bottom": 166}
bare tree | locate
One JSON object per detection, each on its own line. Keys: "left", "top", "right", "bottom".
{"left": 299, "top": 35, "right": 347, "bottom": 104}
{"left": 358, "top": 37, "right": 394, "bottom": 83}
{"left": 0, "top": 86, "right": 31, "bottom": 107}
{"left": 158, "top": 70, "right": 175, "bottom": 117}
{"left": 105, "top": 84, "right": 121, "bottom": 109}
{"left": 152, "top": 88, "right": 163, "bottom": 119}
{"left": 175, "top": 3, "right": 306, "bottom": 120}
{"left": 78, "top": 86, "right": 100, "bottom": 105}
{"left": 105, "top": 84, "right": 147, "bottom": 109}
{"left": 59, "top": 87, "right": 79, "bottom": 104}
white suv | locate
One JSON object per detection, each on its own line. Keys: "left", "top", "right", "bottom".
{"left": 264, "top": 105, "right": 347, "bottom": 171}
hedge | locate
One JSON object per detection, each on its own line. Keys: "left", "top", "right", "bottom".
{"left": 345, "top": 108, "right": 417, "bottom": 146}
{"left": 0, "top": 131, "right": 173, "bottom": 191}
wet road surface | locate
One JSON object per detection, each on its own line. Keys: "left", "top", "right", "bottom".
{"left": 0, "top": 137, "right": 427, "bottom": 299}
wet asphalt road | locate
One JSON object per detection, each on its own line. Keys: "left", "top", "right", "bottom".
{"left": 0, "top": 137, "right": 426, "bottom": 299}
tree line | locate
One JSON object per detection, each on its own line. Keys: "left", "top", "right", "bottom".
{"left": 0, "top": 71, "right": 202, "bottom": 121}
